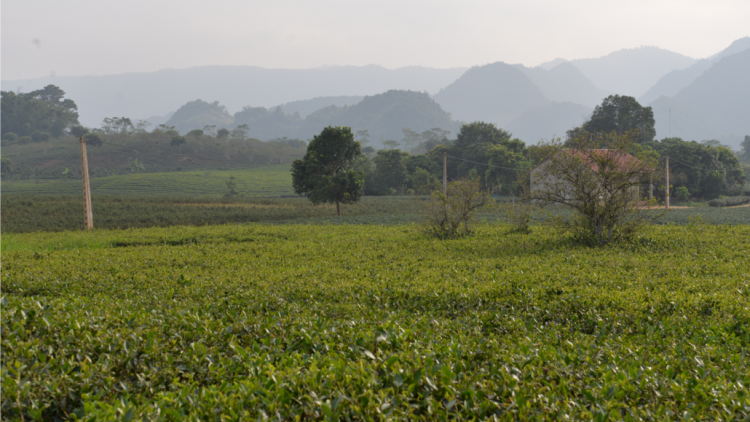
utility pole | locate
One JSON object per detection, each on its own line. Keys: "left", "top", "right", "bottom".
{"left": 649, "top": 172, "right": 653, "bottom": 200}
{"left": 443, "top": 152, "right": 447, "bottom": 194}
{"left": 80, "top": 136, "right": 93, "bottom": 229}
{"left": 665, "top": 156, "right": 670, "bottom": 209}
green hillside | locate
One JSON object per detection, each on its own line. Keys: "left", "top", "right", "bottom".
{"left": 1, "top": 165, "right": 294, "bottom": 197}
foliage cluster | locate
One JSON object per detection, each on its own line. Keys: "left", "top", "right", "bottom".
{"left": 2, "top": 223, "right": 750, "bottom": 420}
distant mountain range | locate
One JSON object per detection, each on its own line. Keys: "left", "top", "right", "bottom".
{"left": 650, "top": 47, "right": 750, "bottom": 143}
{"left": 1, "top": 66, "right": 466, "bottom": 127}
{"left": 433, "top": 62, "right": 549, "bottom": 125}
{"left": 567, "top": 46, "right": 696, "bottom": 98}
{"left": 2, "top": 38, "right": 749, "bottom": 149}
{"left": 640, "top": 37, "right": 750, "bottom": 104}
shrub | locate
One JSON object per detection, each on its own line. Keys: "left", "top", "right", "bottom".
{"left": 708, "top": 196, "right": 750, "bottom": 207}
{"left": 675, "top": 186, "right": 690, "bottom": 202}
{"left": 501, "top": 200, "right": 537, "bottom": 234}
{"left": 529, "top": 130, "right": 659, "bottom": 245}
{"left": 421, "top": 177, "right": 492, "bottom": 238}
{"left": 31, "top": 131, "right": 51, "bottom": 143}
{"left": 84, "top": 133, "right": 103, "bottom": 147}
{"left": 2, "top": 132, "right": 18, "bottom": 142}
{"left": 18, "top": 136, "right": 32, "bottom": 144}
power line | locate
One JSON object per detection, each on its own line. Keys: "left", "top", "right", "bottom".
{"left": 667, "top": 157, "right": 734, "bottom": 172}
{"left": 445, "top": 154, "right": 531, "bottom": 172}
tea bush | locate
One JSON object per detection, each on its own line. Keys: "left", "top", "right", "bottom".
{"left": 2, "top": 223, "right": 750, "bottom": 420}
{"left": 709, "top": 196, "right": 750, "bottom": 207}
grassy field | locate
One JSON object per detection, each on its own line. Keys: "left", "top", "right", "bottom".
{"left": 2, "top": 223, "right": 749, "bottom": 420}
{"left": 0, "top": 164, "right": 294, "bottom": 197}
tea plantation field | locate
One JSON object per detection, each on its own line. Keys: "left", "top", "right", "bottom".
{"left": 3, "top": 222, "right": 750, "bottom": 420}
{"left": 0, "top": 164, "right": 294, "bottom": 197}
{"left": 3, "top": 193, "right": 750, "bottom": 234}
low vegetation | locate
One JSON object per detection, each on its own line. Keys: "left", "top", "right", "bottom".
{"left": 0, "top": 195, "right": 425, "bottom": 234}
{"left": 3, "top": 194, "right": 750, "bottom": 234}
{"left": 0, "top": 165, "right": 294, "bottom": 197}
{"left": 3, "top": 223, "right": 749, "bottom": 420}
{"left": 709, "top": 196, "right": 750, "bottom": 207}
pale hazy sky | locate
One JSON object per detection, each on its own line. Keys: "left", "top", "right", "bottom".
{"left": 2, "top": 0, "right": 749, "bottom": 80}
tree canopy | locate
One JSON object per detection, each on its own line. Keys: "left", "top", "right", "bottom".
{"left": 576, "top": 95, "right": 656, "bottom": 144}
{"left": 1, "top": 85, "right": 80, "bottom": 138}
{"left": 291, "top": 126, "right": 364, "bottom": 216}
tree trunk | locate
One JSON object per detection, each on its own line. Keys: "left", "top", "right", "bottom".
{"left": 336, "top": 201, "right": 341, "bottom": 217}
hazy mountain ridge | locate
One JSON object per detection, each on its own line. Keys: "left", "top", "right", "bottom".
{"left": 166, "top": 100, "right": 233, "bottom": 134}
{"left": 1, "top": 65, "right": 467, "bottom": 127}
{"left": 513, "top": 62, "right": 609, "bottom": 107}
{"left": 277, "top": 96, "right": 365, "bottom": 118}
{"left": 639, "top": 37, "right": 750, "bottom": 104}
{"left": 568, "top": 46, "right": 696, "bottom": 97}
{"left": 505, "top": 102, "right": 593, "bottom": 143}
{"left": 650, "top": 48, "right": 750, "bottom": 145}
{"left": 433, "top": 62, "right": 549, "bottom": 126}
{"left": 3, "top": 39, "right": 748, "bottom": 149}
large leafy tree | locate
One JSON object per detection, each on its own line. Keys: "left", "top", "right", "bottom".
{"left": 292, "top": 126, "right": 364, "bottom": 216}
{"left": 372, "top": 149, "right": 409, "bottom": 194}
{"left": 484, "top": 138, "right": 530, "bottom": 194}
{"left": 574, "top": 95, "right": 656, "bottom": 144}
{"left": 449, "top": 122, "right": 526, "bottom": 189}
{"left": 1, "top": 85, "right": 80, "bottom": 137}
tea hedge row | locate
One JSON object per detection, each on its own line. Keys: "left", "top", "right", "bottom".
{"left": 2, "top": 223, "right": 750, "bottom": 420}
{"left": 3, "top": 194, "right": 750, "bottom": 234}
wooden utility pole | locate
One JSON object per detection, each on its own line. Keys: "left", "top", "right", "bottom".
{"left": 443, "top": 152, "right": 448, "bottom": 194}
{"left": 649, "top": 172, "right": 653, "bottom": 200}
{"left": 665, "top": 156, "right": 670, "bottom": 209}
{"left": 80, "top": 136, "right": 93, "bottom": 229}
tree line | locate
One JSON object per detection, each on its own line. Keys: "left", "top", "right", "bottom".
{"left": 3, "top": 86, "right": 748, "bottom": 200}
{"left": 1, "top": 85, "right": 80, "bottom": 142}
{"left": 352, "top": 95, "right": 748, "bottom": 200}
